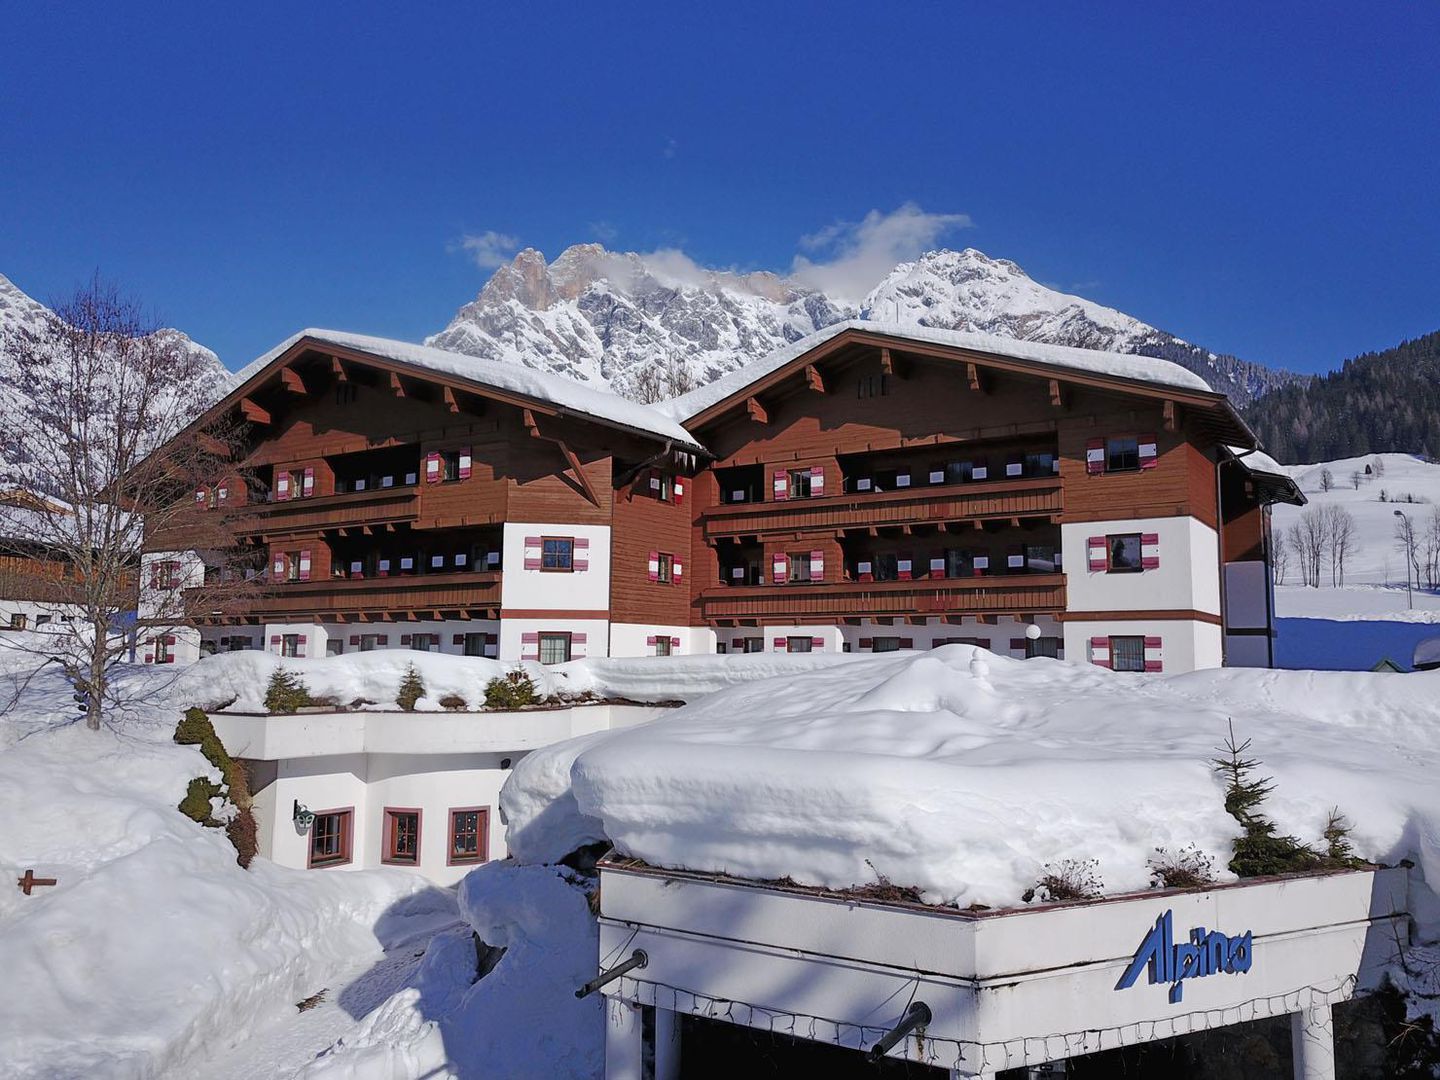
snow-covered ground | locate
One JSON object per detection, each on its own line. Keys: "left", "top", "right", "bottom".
{"left": 1270, "top": 452, "right": 1440, "bottom": 669}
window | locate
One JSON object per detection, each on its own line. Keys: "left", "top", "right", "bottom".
{"left": 383, "top": 809, "right": 421, "bottom": 865}
{"left": 944, "top": 549, "right": 970, "bottom": 578}
{"left": 1026, "top": 637, "right": 1062, "bottom": 660}
{"left": 1108, "top": 534, "right": 1143, "bottom": 573}
{"left": 656, "top": 552, "right": 674, "bottom": 584}
{"left": 227, "top": 636, "right": 252, "bottom": 652}
{"left": 1025, "top": 544, "right": 1059, "bottom": 574}
{"left": 359, "top": 634, "right": 380, "bottom": 652}
{"left": 787, "top": 469, "right": 812, "bottom": 499}
{"left": 541, "top": 537, "right": 574, "bottom": 572}
{"left": 654, "top": 637, "right": 672, "bottom": 657}
{"left": 787, "top": 553, "right": 811, "bottom": 583}
{"left": 153, "top": 636, "right": 172, "bottom": 664}
{"left": 411, "top": 633, "right": 437, "bottom": 652}
{"left": 944, "top": 460, "right": 975, "bottom": 484}
{"left": 281, "top": 634, "right": 302, "bottom": 658}
{"left": 326, "top": 639, "right": 344, "bottom": 656}
{"left": 284, "top": 552, "right": 301, "bottom": 582}
{"left": 652, "top": 473, "right": 675, "bottom": 502}
{"left": 1106, "top": 436, "right": 1140, "bottom": 472}
{"left": 1110, "top": 636, "right": 1146, "bottom": 673}
{"left": 871, "top": 637, "right": 901, "bottom": 653}
{"left": 858, "top": 374, "right": 888, "bottom": 398}
{"left": 35, "top": 614, "right": 51, "bottom": 626}
{"left": 308, "top": 809, "right": 353, "bottom": 868}
{"left": 1025, "top": 451, "right": 1057, "bottom": 477}
{"left": 740, "top": 637, "right": 765, "bottom": 654}
{"left": 873, "top": 554, "right": 899, "bottom": 582}
{"left": 448, "top": 807, "right": 489, "bottom": 865}
{"left": 539, "top": 632, "right": 572, "bottom": 665}
{"left": 442, "top": 450, "right": 462, "bottom": 482}
{"left": 463, "top": 633, "right": 487, "bottom": 657}
{"left": 786, "top": 636, "right": 813, "bottom": 653}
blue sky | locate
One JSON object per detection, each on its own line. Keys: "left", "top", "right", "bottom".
{"left": 2, "top": 2, "right": 1436, "bottom": 373}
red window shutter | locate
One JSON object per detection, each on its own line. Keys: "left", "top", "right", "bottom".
{"left": 646, "top": 635, "right": 657, "bottom": 646}
{"left": 1141, "top": 533, "right": 1161, "bottom": 570}
{"left": 298, "top": 549, "right": 312, "bottom": 582}
{"left": 809, "top": 465, "right": 825, "bottom": 497}
{"left": 772, "top": 637, "right": 786, "bottom": 649}
{"left": 648, "top": 551, "right": 660, "bottom": 582}
{"left": 573, "top": 536, "right": 589, "bottom": 572}
{"left": 376, "top": 634, "right": 389, "bottom": 646}
{"left": 195, "top": 488, "right": 206, "bottom": 504}
{"left": 673, "top": 479, "right": 685, "bottom": 506}
{"left": 858, "top": 638, "right": 873, "bottom": 649}
{"left": 275, "top": 473, "right": 291, "bottom": 501}
{"left": 810, "top": 636, "right": 824, "bottom": 649}
{"left": 1089, "top": 636, "right": 1111, "bottom": 669}
{"left": 458, "top": 447, "right": 473, "bottom": 479}
{"left": 670, "top": 636, "right": 680, "bottom": 648}
{"left": 772, "top": 470, "right": 788, "bottom": 501}
{"left": 672, "top": 558, "right": 683, "bottom": 582}
{"left": 899, "top": 638, "right": 914, "bottom": 649}
{"left": 400, "top": 634, "right": 412, "bottom": 645}
{"left": 1010, "top": 638, "right": 1026, "bottom": 651}
{"left": 522, "top": 632, "right": 540, "bottom": 643}
{"left": 303, "top": 466, "right": 315, "bottom": 497}
{"left": 1086, "top": 438, "right": 1105, "bottom": 475}
{"left": 810, "top": 550, "right": 824, "bottom": 582}
{"left": 453, "top": 634, "right": 465, "bottom": 646}
{"left": 897, "top": 556, "right": 913, "bottom": 581}
{"left": 1087, "top": 537, "right": 1108, "bottom": 573}
{"left": 572, "top": 633, "right": 587, "bottom": 644}
{"left": 772, "top": 553, "right": 788, "bottom": 584}
{"left": 731, "top": 638, "right": 744, "bottom": 649}
{"left": 425, "top": 452, "right": 442, "bottom": 484}
{"left": 349, "top": 635, "right": 360, "bottom": 646}
{"left": 930, "top": 554, "right": 947, "bottom": 579}
{"left": 1139, "top": 433, "right": 1158, "bottom": 470}
{"left": 269, "top": 634, "right": 281, "bottom": 649}
{"left": 296, "top": 634, "right": 306, "bottom": 658}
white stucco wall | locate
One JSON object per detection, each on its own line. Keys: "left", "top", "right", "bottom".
{"left": 1061, "top": 516, "right": 1221, "bottom": 616}
{"left": 498, "top": 616, "right": 608, "bottom": 663}
{"left": 500, "top": 522, "right": 611, "bottom": 612}
{"left": 1063, "top": 618, "right": 1223, "bottom": 674}
{"left": 610, "top": 623, "right": 716, "bottom": 657}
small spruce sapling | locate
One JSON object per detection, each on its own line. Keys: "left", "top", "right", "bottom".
{"left": 263, "top": 669, "right": 313, "bottom": 714}
{"left": 396, "top": 664, "right": 426, "bottom": 712}
{"left": 1212, "top": 721, "right": 1320, "bottom": 876}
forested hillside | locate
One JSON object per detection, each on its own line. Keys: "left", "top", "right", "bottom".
{"left": 1244, "top": 331, "right": 1440, "bottom": 463}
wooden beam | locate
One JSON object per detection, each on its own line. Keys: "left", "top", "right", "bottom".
{"left": 804, "top": 364, "right": 826, "bottom": 393}
{"left": 280, "top": 367, "right": 308, "bottom": 395}
{"left": 966, "top": 362, "right": 986, "bottom": 394}
{"left": 523, "top": 408, "right": 540, "bottom": 438}
{"left": 880, "top": 348, "right": 895, "bottom": 376}
{"left": 389, "top": 372, "right": 406, "bottom": 398}
{"left": 330, "top": 356, "right": 348, "bottom": 382}
{"left": 1048, "top": 379, "right": 1065, "bottom": 408}
{"left": 239, "top": 398, "right": 270, "bottom": 424}
{"left": 1163, "top": 399, "right": 1178, "bottom": 432}
{"left": 554, "top": 438, "right": 601, "bottom": 508}
{"left": 745, "top": 397, "right": 769, "bottom": 424}
{"left": 443, "top": 386, "right": 460, "bottom": 414}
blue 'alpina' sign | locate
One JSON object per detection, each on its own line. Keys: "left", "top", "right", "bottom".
{"left": 1115, "top": 909, "right": 1253, "bottom": 1003}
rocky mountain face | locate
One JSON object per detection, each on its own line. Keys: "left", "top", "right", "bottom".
{"left": 428, "top": 246, "right": 1302, "bottom": 405}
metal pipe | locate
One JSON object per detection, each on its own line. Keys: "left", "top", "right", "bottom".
{"left": 574, "top": 948, "right": 648, "bottom": 999}
{"left": 867, "top": 1001, "right": 932, "bottom": 1061}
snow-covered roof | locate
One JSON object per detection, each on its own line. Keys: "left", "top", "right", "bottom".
{"left": 659, "top": 319, "right": 1218, "bottom": 422}
{"left": 232, "top": 329, "right": 703, "bottom": 449}
{"left": 1225, "top": 445, "right": 1306, "bottom": 506}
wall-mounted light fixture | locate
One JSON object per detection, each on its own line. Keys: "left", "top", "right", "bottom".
{"left": 293, "top": 800, "right": 316, "bottom": 829}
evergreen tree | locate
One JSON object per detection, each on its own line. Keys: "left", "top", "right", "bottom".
{"left": 397, "top": 664, "right": 426, "bottom": 712}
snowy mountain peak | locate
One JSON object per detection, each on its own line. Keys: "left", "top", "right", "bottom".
{"left": 429, "top": 244, "right": 1300, "bottom": 404}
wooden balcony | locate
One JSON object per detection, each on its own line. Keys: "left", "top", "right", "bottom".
{"left": 194, "top": 570, "right": 502, "bottom": 623}
{"left": 697, "top": 573, "right": 1066, "bottom": 624}
{"left": 239, "top": 487, "right": 421, "bottom": 538}
{"left": 700, "top": 478, "right": 1062, "bottom": 541}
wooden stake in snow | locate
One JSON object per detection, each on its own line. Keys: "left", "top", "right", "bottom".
{"left": 16, "top": 870, "right": 57, "bottom": 895}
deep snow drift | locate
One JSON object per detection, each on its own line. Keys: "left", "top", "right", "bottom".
{"left": 503, "top": 646, "right": 1440, "bottom": 909}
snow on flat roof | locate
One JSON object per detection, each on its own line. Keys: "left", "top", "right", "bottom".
{"left": 232, "top": 329, "right": 702, "bottom": 448}
{"left": 503, "top": 648, "right": 1440, "bottom": 909}
{"left": 659, "top": 319, "right": 1217, "bottom": 421}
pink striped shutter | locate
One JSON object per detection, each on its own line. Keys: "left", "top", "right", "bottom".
{"left": 454, "top": 634, "right": 465, "bottom": 646}
{"left": 1090, "top": 636, "right": 1111, "bottom": 669}
{"left": 1138, "top": 433, "right": 1158, "bottom": 470}
{"left": 810, "top": 465, "right": 824, "bottom": 497}
{"left": 163, "top": 635, "right": 177, "bottom": 664}
{"left": 731, "top": 638, "right": 744, "bottom": 649}
{"left": 298, "top": 549, "right": 312, "bottom": 581}
{"left": 572, "top": 632, "right": 587, "bottom": 658}
{"left": 217, "top": 486, "right": 229, "bottom": 503}
{"left": 899, "top": 637, "right": 914, "bottom": 649}
{"left": 195, "top": 488, "right": 206, "bottom": 505}
{"left": 1086, "top": 438, "right": 1105, "bottom": 475}
{"left": 810, "top": 636, "right": 825, "bottom": 650}
{"left": 458, "top": 447, "right": 472, "bottom": 479}
{"left": 275, "top": 473, "right": 291, "bottom": 501}
{"left": 303, "top": 466, "right": 315, "bottom": 496}
{"left": 670, "top": 636, "right": 680, "bottom": 649}
{"left": 1144, "top": 637, "right": 1164, "bottom": 672}
{"left": 772, "top": 636, "right": 786, "bottom": 650}
{"left": 673, "top": 479, "right": 685, "bottom": 506}
{"left": 772, "top": 553, "right": 787, "bottom": 584}
{"left": 1087, "top": 537, "right": 1108, "bottom": 572}
{"left": 859, "top": 637, "right": 873, "bottom": 650}
{"left": 144, "top": 639, "right": 155, "bottom": 664}
{"left": 1141, "top": 534, "right": 1161, "bottom": 570}
{"left": 648, "top": 551, "right": 660, "bottom": 582}
{"left": 524, "top": 537, "right": 543, "bottom": 571}
{"left": 270, "top": 634, "right": 282, "bottom": 653}
{"left": 810, "top": 550, "right": 824, "bottom": 582}
{"left": 376, "top": 634, "right": 388, "bottom": 646}
{"left": 349, "top": 635, "right": 361, "bottom": 646}
{"left": 1010, "top": 637, "right": 1027, "bottom": 657}
{"left": 521, "top": 632, "right": 539, "bottom": 660}
{"left": 400, "top": 634, "right": 412, "bottom": 646}
{"left": 573, "top": 536, "right": 589, "bottom": 571}
{"left": 772, "top": 470, "right": 788, "bottom": 501}
{"left": 296, "top": 634, "right": 307, "bottom": 658}
{"left": 272, "top": 553, "right": 286, "bottom": 579}
{"left": 672, "top": 557, "right": 683, "bottom": 584}
{"left": 646, "top": 635, "right": 657, "bottom": 647}
{"left": 425, "top": 452, "right": 442, "bottom": 484}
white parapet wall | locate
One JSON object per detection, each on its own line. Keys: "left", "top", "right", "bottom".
{"left": 596, "top": 863, "right": 1408, "bottom": 1077}
{"left": 1062, "top": 516, "right": 1221, "bottom": 617}
{"left": 213, "top": 704, "right": 667, "bottom": 885}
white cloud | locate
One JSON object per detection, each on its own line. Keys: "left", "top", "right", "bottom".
{"left": 791, "top": 203, "right": 973, "bottom": 302}
{"left": 458, "top": 230, "right": 520, "bottom": 270}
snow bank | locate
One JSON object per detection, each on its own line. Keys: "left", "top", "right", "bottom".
{"left": 503, "top": 646, "right": 1440, "bottom": 909}
{"left": 179, "top": 648, "right": 855, "bottom": 714}
{"left": 0, "top": 664, "right": 428, "bottom": 1080}
{"left": 297, "top": 863, "right": 602, "bottom": 1080}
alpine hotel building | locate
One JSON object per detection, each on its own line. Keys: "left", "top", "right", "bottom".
{"left": 144, "top": 322, "right": 1302, "bottom": 675}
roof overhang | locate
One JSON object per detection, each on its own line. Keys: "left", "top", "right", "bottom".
{"left": 1223, "top": 446, "right": 1306, "bottom": 506}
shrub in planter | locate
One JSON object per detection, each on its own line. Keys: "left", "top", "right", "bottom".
{"left": 264, "top": 669, "right": 313, "bottom": 714}
{"left": 439, "top": 693, "right": 468, "bottom": 711}
{"left": 397, "top": 664, "right": 426, "bottom": 712}
{"left": 484, "top": 669, "right": 540, "bottom": 710}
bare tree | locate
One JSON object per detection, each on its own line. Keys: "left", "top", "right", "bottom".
{"left": 0, "top": 278, "right": 253, "bottom": 729}
{"left": 1349, "top": 469, "right": 1363, "bottom": 491}
{"left": 1423, "top": 505, "right": 1440, "bottom": 591}
{"left": 625, "top": 363, "right": 665, "bottom": 405}
{"left": 1319, "top": 467, "right": 1334, "bottom": 492}
{"left": 1292, "top": 507, "right": 1330, "bottom": 587}
{"left": 1271, "top": 527, "right": 1291, "bottom": 585}
{"left": 1373, "top": 456, "right": 1386, "bottom": 479}
{"left": 1322, "top": 504, "right": 1358, "bottom": 586}
{"left": 1394, "top": 509, "right": 1422, "bottom": 601}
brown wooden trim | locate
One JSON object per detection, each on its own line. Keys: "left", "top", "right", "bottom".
{"left": 1060, "top": 609, "right": 1223, "bottom": 625}
{"left": 380, "top": 806, "right": 422, "bottom": 867}
{"left": 538, "top": 535, "right": 576, "bottom": 573}
{"left": 446, "top": 806, "right": 490, "bottom": 867}
{"left": 307, "top": 806, "right": 354, "bottom": 869}
{"left": 500, "top": 608, "right": 609, "bottom": 620}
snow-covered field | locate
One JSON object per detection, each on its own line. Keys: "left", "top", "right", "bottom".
{"left": 1270, "top": 452, "right": 1440, "bottom": 669}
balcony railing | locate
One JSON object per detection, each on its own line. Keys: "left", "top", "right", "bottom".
{"left": 701, "top": 477, "right": 1062, "bottom": 541}
{"left": 239, "top": 487, "right": 421, "bottom": 536}
{"left": 195, "top": 569, "right": 502, "bottom": 622}
{"left": 697, "top": 572, "right": 1066, "bottom": 623}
